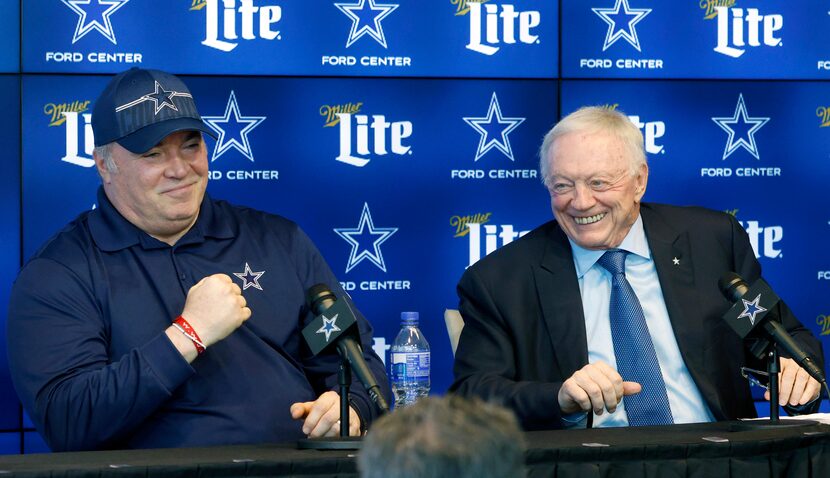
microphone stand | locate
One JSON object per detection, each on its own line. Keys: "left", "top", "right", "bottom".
{"left": 733, "top": 341, "right": 818, "bottom": 430}
{"left": 297, "top": 346, "right": 364, "bottom": 450}
{"left": 767, "top": 347, "right": 779, "bottom": 422}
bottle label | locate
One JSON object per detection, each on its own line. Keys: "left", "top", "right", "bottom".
{"left": 391, "top": 352, "right": 430, "bottom": 382}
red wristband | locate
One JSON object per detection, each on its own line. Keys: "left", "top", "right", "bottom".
{"left": 173, "top": 316, "right": 206, "bottom": 355}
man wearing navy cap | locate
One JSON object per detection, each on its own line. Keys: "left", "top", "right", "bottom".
{"left": 7, "top": 68, "right": 388, "bottom": 451}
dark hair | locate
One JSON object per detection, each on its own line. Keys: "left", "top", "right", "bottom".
{"left": 358, "top": 396, "right": 525, "bottom": 478}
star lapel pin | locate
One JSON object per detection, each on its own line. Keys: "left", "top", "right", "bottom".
{"left": 672, "top": 257, "right": 680, "bottom": 266}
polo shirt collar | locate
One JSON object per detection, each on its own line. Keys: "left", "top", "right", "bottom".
{"left": 88, "top": 187, "right": 234, "bottom": 252}
{"left": 569, "top": 213, "right": 650, "bottom": 279}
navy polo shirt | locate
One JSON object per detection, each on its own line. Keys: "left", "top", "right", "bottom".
{"left": 7, "top": 188, "right": 387, "bottom": 451}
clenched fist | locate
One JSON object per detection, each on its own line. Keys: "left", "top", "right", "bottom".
{"left": 180, "top": 274, "right": 251, "bottom": 347}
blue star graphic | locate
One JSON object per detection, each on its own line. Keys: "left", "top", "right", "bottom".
{"left": 334, "top": 203, "right": 398, "bottom": 273}
{"left": 232, "top": 262, "right": 265, "bottom": 291}
{"left": 712, "top": 94, "right": 770, "bottom": 160}
{"left": 335, "top": 0, "right": 399, "bottom": 49}
{"left": 62, "top": 0, "right": 129, "bottom": 45}
{"left": 114, "top": 81, "right": 193, "bottom": 115}
{"left": 145, "top": 81, "right": 178, "bottom": 114}
{"left": 737, "top": 294, "right": 767, "bottom": 326}
{"left": 316, "top": 314, "right": 342, "bottom": 342}
{"left": 592, "top": 0, "right": 651, "bottom": 52}
{"left": 202, "top": 91, "right": 266, "bottom": 163}
{"left": 463, "top": 92, "right": 526, "bottom": 162}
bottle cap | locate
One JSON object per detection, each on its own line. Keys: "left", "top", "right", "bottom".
{"left": 401, "top": 311, "right": 419, "bottom": 325}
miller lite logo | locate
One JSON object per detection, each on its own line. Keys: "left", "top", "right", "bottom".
{"left": 628, "top": 115, "right": 665, "bottom": 155}
{"left": 334, "top": 110, "right": 413, "bottom": 167}
{"left": 726, "top": 210, "right": 783, "bottom": 259}
{"left": 462, "top": 220, "right": 530, "bottom": 267}
{"left": 699, "top": 0, "right": 735, "bottom": 20}
{"left": 201, "top": 0, "right": 283, "bottom": 52}
{"left": 465, "top": 2, "right": 541, "bottom": 56}
{"left": 320, "top": 102, "right": 364, "bottom": 127}
{"left": 713, "top": 6, "right": 783, "bottom": 58}
{"left": 44, "top": 100, "right": 91, "bottom": 127}
{"left": 605, "top": 104, "right": 665, "bottom": 155}
{"left": 59, "top": 109, "right": 95, "bottom": 168}
{"left": 450, "top": 212, "right": 492, "bottom": 238}
{"left": 817, "top": 106, "right": 830, "bottom": 127}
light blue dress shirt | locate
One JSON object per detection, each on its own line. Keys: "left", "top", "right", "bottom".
{"left": 566, "top": 215, "right": 715, "bottom": 427}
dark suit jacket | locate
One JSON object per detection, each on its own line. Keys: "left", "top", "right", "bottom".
{"left": 450, "top": 203, "right": 824, "bottom": 430}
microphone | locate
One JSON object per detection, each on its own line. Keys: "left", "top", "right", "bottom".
{"left": 301, "top": 284, "right": 390, "bottom": 413}
{"left": 718, "top": 272, "right": 826, "bottom": 385}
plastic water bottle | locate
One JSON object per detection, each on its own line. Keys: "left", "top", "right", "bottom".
{"left": 391, "top": 311, "right": 430, "bottom": 408}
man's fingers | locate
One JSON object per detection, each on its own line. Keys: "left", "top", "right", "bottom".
{"left": 622, "top": 381, "right": 642, "bottom": 396}
{"left": 789, "top": 369, "right": 810, "bottom": 406}
{"left": 290, "top": 402, "right": 310, "bottom": 420}
{"left": 778, "top": 363, "right": 797, "bottom": 406}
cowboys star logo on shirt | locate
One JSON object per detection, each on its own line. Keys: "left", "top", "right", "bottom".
{"left": 202, "top": 91, "right": 267, "bottom": 163}
{"left": 463, "top": 92, "right": 525, "bottom": 162}
{"left": 711, "top": 94, "right": 770, "bottom": 160}
{"left": 61, "top": 0, "right": 130, "bottom": 45}
{"left": 316, "top": 314, "right": 341, "bottom": 342}
{"left": 737, "top": 293, "right": 767, "bottom": 326}
{"left": 592, "top": 0, "right": 651, "bottom": 52}
{"left": 335, "top": 0, "right": 399, "bottom": 48}
{"left": 334, "top": 203, "right": 398, "bottom": 273}
{"left": 233, "top": 262, "right": 266, "bottom": 291}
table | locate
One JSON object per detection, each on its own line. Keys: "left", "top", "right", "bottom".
{"left": 0, "top": 421, "right": 827, "bottom": 477}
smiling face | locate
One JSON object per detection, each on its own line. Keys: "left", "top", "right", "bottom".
{"left": 96, "top": 130, "right": 208, "bottom": 245}
{"left": 544, "top": 130, "right": 648, "bottom": 250}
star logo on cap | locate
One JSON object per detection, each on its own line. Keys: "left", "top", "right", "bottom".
{"left": 335, "top": 0, "right": 399, "bottom": 48}
{"left": 334, "top": 203, "right": 398, "bottom": 273}
{"left": 115, "top": 81, "right": 193, "bottom": 115}
{"left": 233, "top": 262, "right": 265, "bottom": 291}
{"left": 61, "top": 0, "right": 129, "bottom": 45}
{"left": 202, "top": 91, "right": 266, "bottom": 163}
{"left": 463, "top": 92, "right": 526, "bottom": 162}
{"left": 316, "top": 314, "right": 342, "bottom": 342}
{"left": 592, "top": 0, "right": 651, "bottom": 52}
{"left": 737, "top": 293, "right": 767, "bottom": 326}
{"left": 712, "top": 93, "right": 770, "bottom": 160}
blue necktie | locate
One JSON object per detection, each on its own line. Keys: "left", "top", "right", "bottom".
{"left": 597, "top": 250, "right": 674, "bottom": 426}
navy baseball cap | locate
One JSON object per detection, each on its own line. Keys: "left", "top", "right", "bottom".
{"left": 92, "top": 67, "right": 216, "bottom": 154}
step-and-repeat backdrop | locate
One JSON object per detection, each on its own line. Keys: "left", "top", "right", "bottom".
{"left": 1, "top": 0, "right": 829, "bottom": 453}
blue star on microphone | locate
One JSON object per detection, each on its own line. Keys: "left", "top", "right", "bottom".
{"left": 316, "top": 314, "right": 342, "bottom": 342}
{"left": 737, "top": 293, "right": 767, "bottom": 326}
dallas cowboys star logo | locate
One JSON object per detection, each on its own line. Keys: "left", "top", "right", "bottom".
{"left": 202, "top": 91, "right": 266, "bottom": 163}
{"left": 592, "top": 0, "right": 651, "bottom": 52}
{"left": 62, "top": 0, "right": 129, "bottom": 45}
{"left": 463, "top": 92, "right": 526, "bottom": 162}
{"left": 737, "top": 294, "right": 767, "bottom": 326}
{"left": 335, "top": 0, "right": 399, "bottom": 48}
{"left": 115, "top": 81, "right": 194, "bottom": 116}
{"left": 316, "top": 314, "right": 342, "bottom": 342}
{"left": 233, "top": 262, "right": 266, "bottom": 291}
{"left": 711, "top": 93, "right": 770, "bottom": 160}
{"left": 334, "top": 203, "right": 398, "bottom": 273}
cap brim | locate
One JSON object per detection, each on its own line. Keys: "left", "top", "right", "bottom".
{"left": 116, "top": 117, "right": 218, "bottom": 154}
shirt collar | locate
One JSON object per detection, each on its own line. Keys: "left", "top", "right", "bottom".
{"left": 88, "top": 187, "right": 234, "bottom": 252}
{"left": 569, "top": 213, "right": 650, "bottom": 278}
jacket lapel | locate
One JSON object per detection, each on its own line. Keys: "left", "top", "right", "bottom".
{"left": 641, "top": 207, "right": 724, "bottom": 416}
{"left": 534, "top": 224, "right": 589, "bottom": 380}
